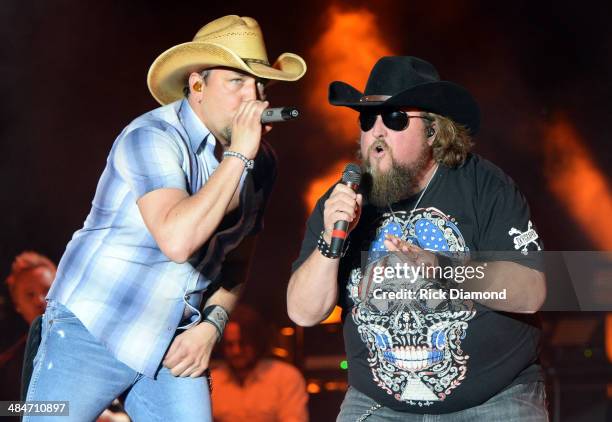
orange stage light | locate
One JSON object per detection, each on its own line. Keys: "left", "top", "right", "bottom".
{"left": 607, "top": 314, "right": 612, "bottom": 364}
{"left": 304, "top": 160, "right": 348, "bottom": 212}
{"left": 306, "top": 382, "right": 321, "bottom": 394}
{"left": 280, "top": 327, "right": 295, "bottom": 336}
{"left": 308, "top": 6, "right": 394, "bottom": 143}
{"left": 304, "top": 5, "right": 394, "bottom": 219}
{"left": 321, "top": 305, "right": 343, "bottom": 325}
{"left": 543, "top": 116, "right": 612, "bottom": 250}
{"left": 272, "top": 347, "right": 289, "bottom": 358}
{"left": 543, "top": 115, "right": 612, "bottom": 363}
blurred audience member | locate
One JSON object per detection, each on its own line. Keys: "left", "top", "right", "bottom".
{"left": 5, "top": 252, "right": 55, "bottom": 324}
{"left": 212, "top": 305, "right": 308, "bottom": 422}
{"left": 0, "top": 251, "right": 55, "bottom": 400}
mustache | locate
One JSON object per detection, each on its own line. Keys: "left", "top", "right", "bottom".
{"left": 360, "top": 138, "right": 392, "bottom": 174}
{"left": 369, "top": 138, "right": 389, "bottom": 153}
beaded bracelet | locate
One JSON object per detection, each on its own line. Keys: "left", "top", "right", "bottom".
{"left": 223, "top": 150, "right": 254, "bottom": 171}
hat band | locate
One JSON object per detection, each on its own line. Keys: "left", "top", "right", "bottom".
{"left": 359, "top": 95, "right": 391, "bottom": 102}
{"left": 244, "top": 58, "right": 270, "bottom": 66}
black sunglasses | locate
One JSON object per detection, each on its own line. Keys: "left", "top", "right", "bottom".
{"left": 359, "top": 109, "right": 432, "bottom": 132}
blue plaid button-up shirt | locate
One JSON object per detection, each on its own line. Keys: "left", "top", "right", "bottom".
{"left": 48, "top": 99, "right": 274, "bottom": 377}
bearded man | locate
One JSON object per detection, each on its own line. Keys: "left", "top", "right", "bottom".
{"left": 288, "top": 56, "right": 547, "bottom": 421}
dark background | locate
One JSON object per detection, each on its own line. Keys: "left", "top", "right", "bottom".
{"left": 1, "top": 0, "right": 611, "bottom": 417}
{"left": 2, "top": 0, "right": 611, "bottom": 322}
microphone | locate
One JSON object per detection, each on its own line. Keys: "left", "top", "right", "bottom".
{"left": 261, "top": 107, "right": 299, "bottom": 124}
{"left": 330, "top": 163, "right": 362, "bottom": 257}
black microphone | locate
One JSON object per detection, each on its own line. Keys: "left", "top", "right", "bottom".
{"left": 330, "top": 163, "right": 362, "bottom": 257}
{"left": 260, "top": 107, "right": 299, "bottom": 123}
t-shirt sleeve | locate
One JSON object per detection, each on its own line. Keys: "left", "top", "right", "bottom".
{"left": 476, "top": 179, "right": 543, "bottom": 270}
{"left": 112, "top": 127, "right": 187, "bottom": 200}
{"left": 291, "top": 192, "right": 328, "bottom": 273}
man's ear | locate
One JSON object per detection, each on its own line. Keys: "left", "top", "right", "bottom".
{"left": 188, "top": 72, "right": 204, "bottom": 96}
{"left": 427, "top": 123, "right": 437, "bottom": 145}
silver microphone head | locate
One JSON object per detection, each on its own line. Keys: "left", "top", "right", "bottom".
{"left": 260, "top": 107, "right": 299, "bottom": 123}
{"left": 342, "top": 163, "right": 362, "bottom": 185}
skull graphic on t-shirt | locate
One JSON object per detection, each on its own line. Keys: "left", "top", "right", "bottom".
{"left": 347, "top": 207, "right": 476, "bottom": 406}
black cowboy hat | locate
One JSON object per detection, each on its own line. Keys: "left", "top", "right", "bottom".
{"left": 328, "top": 56, "right": 480, "bottom": 134}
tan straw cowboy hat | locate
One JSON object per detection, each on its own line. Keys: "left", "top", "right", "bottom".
{"left": 147, "top": 15, "right": 307, "bottom": 105}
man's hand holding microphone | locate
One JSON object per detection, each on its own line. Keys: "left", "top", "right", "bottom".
{"left": 321, "top": 164, "right": 363, "bottom": 258}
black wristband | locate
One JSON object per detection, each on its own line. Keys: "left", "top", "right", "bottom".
{"left": 317, "top": 230, "right": 350, "bottom": 259}
{"left": 202, "top": 305, "right": 229, "bottom": 343}
{"left": 317, "top": 230, "right": 338, "bottom": 258}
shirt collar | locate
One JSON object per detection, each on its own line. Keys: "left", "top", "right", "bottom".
{"left": 178, "top": 98, "right": 215, "bottom": 154}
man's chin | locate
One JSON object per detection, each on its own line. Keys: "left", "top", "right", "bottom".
{"left": 228, "top": 362, "right": 248, "bottom": 371}
{"left": 369, "top": 162, "right": 392, "bottom": 178}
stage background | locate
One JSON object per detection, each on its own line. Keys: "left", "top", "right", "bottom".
{"left": 1, "top": 1, "right": 611, "bottom": 419}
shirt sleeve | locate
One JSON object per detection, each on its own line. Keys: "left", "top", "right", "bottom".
{"left": 248, "top": 140, "right": 278, "bottom": 236}
{"left": 476, "top": 180, "right": 544, "bottom": 270}
{"left": 291, "top": 193, "right": 327, "bottom": 273}
{"left": 112, "top": 127, "right": 187, "bottom": 200}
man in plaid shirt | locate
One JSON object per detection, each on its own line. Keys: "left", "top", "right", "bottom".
{"left": 24, "top": 15, "right": 305, "bottom": 421}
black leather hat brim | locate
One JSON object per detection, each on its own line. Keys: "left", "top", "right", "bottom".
{"left": 328, "top": 80, "right": 480, "bottom": 134}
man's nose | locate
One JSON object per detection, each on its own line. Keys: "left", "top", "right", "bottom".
{"left": 371, "top": 115, "right": 387, "bottom": 137}
{"left": 228, "top": 343, "right": 242, "bottom": 354}
{"left": 242, "top": 80, "right": 258, "bottom": 101}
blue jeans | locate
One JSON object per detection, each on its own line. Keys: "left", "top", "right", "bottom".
{"left": 24, "top": 301, "right": 211, "bottom": 421}
{"left": 337, "top": 382, "right": 548, "bottom": 422}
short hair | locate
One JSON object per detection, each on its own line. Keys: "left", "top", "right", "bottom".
{"left": 183, "top": 69, "right": 211, "bottom": 98}
{"left": 423, "top": 111, "right": 474, "bottom": 168}
{"left": 224, "top": 304, "right": 272, "bottom": 362}
{"left": 5, "top": 251, "right": 56, "bottom": 298}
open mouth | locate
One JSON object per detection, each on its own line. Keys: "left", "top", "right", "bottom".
{"left": 370, "top": 141, "right": 387, "bottom": 159}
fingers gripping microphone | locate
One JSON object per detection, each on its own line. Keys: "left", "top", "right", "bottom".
{"left": 260, "top": 107, "right": 299, "bottom": 123}
{"left": 330, "top": 163, "right": 362, "bottom": 257}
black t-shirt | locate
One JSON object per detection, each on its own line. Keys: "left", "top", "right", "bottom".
{"left": 292, "top": 154, "right": 544, "bottom": 414}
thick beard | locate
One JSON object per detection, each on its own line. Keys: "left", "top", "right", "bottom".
{"left": 360, "top": 140, "right": 433, "bottom": 207}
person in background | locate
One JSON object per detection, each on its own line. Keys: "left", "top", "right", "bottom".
{"left": 212, "top": 304, "right": 308, "bottom": 422}
{"left": 0, "top": 251, "right": 55, "bottom": 401}
{"left": 8, "top": 254, "right": 131, "bottom": 421}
